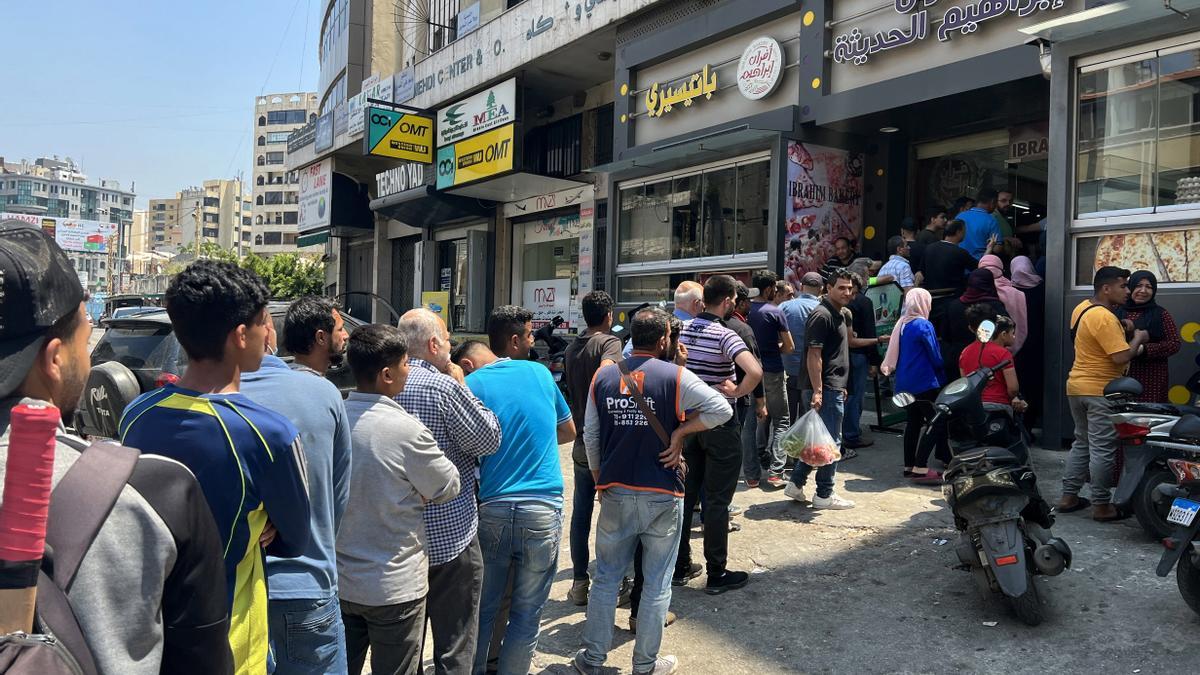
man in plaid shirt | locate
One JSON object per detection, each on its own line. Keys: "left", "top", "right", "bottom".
{"left": 396, "top": 309, "right": 502, "bottom": 675}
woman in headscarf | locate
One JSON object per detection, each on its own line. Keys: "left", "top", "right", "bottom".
{"left": 1116, "top": 271, "right": 1181, "bottom": 402}
{"left": 979, "top": 254, "right": 1028, "bottom": 353}
{"left": 1011, "top": 256, "right": 1045, "bottom": 427}
{"left": 943, "top": 269, "right": 1010, "bottom": 381}
{"left": 881, "top": 289, "right": 950, "bottom": 484}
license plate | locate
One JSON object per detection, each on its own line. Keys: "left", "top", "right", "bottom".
{"left": 1167, "top": 497, "right": 1200, "bottom": 527}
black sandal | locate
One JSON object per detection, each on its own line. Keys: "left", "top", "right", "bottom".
{"left": 1054, "top": 497, "right": 1091, "bottom": 513}
{"left": 841, "top": 447, "right": 859, "bottom": 461}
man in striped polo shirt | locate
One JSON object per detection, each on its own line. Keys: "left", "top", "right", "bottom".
{"left": 673, "top": 274, "right": 763, "bottom": 595}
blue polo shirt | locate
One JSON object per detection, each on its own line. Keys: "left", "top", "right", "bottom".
{"left": 957, "top": 207, "right": 1001, "bottom": 259}
{"left": 465, "top": 359, "right": 571, "bottom": 504}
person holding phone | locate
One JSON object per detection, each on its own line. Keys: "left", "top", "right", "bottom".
{"left": 959, "top": 308, "right": 1027, "bottom": 415}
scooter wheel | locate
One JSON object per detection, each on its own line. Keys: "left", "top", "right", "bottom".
{"left": 1177, "top": 545, "right": 1200, "bottom": 617}
{"left": 1008, "top": 570, "right": 1045, "bottom": 626}
{"left": 1134, "top": 467, "right": 1177, "bottom": 541}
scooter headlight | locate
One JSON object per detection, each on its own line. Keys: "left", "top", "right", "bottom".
{"left": 941, "top": 483, "right": 955, "bottom": 500}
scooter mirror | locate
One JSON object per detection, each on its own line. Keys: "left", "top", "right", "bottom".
{"left": 892, "top": 392, "right": 915, "bottom": 408}
{"left": 976, "top": 320, "right": 996, "bottom": 343}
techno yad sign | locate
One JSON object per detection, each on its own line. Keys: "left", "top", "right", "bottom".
{"left": 831, "top": 0, "right": 1065, "bottom": 66}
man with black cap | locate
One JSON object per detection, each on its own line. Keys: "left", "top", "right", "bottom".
{"left": 0, "top": 221, "right": 233, "bottom": 674}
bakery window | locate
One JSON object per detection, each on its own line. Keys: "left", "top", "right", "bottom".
{"left": 1076, "top": 36, "right": 1200, "bottom": 219}
{"left": 1073, "top": 224, "right": 1200, "bottom": 287}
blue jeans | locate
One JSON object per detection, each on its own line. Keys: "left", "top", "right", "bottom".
{"left": 267, "top": 596, "right": 347, "bottom": 675}
{"left": 843, "top": 353, "right": 869, "bottom": 444}
{"left": 474, "top": 501, "right": 563, "bottom": 675}
{"left": 740, "top": 401, "right": 765, "bottom": 482}
{"left": 581, "top": 488, "right": 683, "bottom": 673}
{"left": 790, "top": 389, "right": 845, "bottom": 499}
{"left": 570, "top": 464, "right": 596, "bottom": 580}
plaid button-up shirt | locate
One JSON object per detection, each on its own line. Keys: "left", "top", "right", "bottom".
{"left": 396, "top": 358, "right": 501, "bottom": 565}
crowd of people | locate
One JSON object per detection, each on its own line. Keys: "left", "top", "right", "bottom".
{"left": 0, "top": 190, "right": 1186, "bottom": 675}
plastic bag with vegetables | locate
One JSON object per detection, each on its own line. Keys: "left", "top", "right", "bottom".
{"left": 779, "top": 409, "right": 842, "bottom": 467}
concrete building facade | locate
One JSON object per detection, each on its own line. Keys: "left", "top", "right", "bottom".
{"left": 252, "top": 92, "right": 319, "bottom": 255}
{"left": 148, "top": 179, "right": 246, "bottom": 253}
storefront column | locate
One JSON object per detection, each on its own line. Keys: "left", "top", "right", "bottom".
{"left": 371, "top": 214, "right": 392, "bottom": 323}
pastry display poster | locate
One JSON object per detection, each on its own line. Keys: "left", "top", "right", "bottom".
{"left": 782, "top": 142, "right": 864, "bottom": 293}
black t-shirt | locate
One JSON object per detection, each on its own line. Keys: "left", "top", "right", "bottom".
{"left": 564, "top": 331, "right": 623, "bottom": 465}
{"left": 726, "top": 314, "right": 764, "bottom": 403}
{"left": 847, "top": 293, "right": 881, "bottom": 364}
{"left": 799, "top": 298, "right": 850, "bottom": 391}
{"left": 920, "top": 240, "right": 978, "bottom": 295}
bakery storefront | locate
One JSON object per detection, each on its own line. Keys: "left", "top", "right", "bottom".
{"left": 1034, "top": 6, "right": 1200, "bottom": 441}
{"left": 603, "top": 5, "right": 870, "bottom": 307}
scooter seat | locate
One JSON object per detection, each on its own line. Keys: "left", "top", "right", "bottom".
{"left": 1170, "top": 414, "right": 1200, "bottom": 442}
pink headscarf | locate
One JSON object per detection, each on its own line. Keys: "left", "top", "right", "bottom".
{"left": 1010, "top": 256, "right": 1043, "bottom": 289}
{"left": 979, "top": 255, "right": 1028, "bottom": 352}
{"left": 881, "top": 288, "right": 932, "bottom": 376}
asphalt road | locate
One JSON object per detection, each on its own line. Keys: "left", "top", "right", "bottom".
{"left": 499, "top": 432, "right": 1200, "bottom": 674}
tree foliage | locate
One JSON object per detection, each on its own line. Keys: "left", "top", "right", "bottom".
{"left": 166, "top": 244, "right": 326, "bottom": 300}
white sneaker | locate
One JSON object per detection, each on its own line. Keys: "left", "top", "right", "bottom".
{"left": 635, "top": 655, "right": 679, "bottom": 675}
{"left": 784, "top": 483, "right": 807, "bottom": 503}
{"left": 812, "top": 493, "right": 856, "bottom": 510}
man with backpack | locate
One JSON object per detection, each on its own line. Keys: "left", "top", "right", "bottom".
{"left": 575, "top": 307, "right": 732, "bottom": 675}
{"left": 0, "top": 223, "right": 233, "bottom": 674}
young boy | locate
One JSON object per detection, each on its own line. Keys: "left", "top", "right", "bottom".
{"left": 338, "top": 324, "right": 461, "bottom": 675}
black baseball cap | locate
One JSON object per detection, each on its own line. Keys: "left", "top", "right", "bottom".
{"left": 0, "top": 221, "right": 85, "bottom": 398}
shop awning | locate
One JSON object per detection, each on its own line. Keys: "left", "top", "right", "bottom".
{"left": 296, "top": 230, "right": 329, "bottom": 247}
{"left": 370, "top": 185, "right": 494, "bottom": 228}
{"left": 1019, "top": 1, "right": 1200, "bottom": 42}
{"left": 444, "top": 173, "right": 586, "bottom": 203}
{"left": 588, "top": 127, "right": 780, "bottom": 181}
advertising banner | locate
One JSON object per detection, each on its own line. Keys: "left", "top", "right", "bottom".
{"left": 314, "top": 111, "right": 334, "bottom": 152}
{"left": 522, "top": 278, "right": 571, "bottom": 329}
{"left": 436, "top": 79, "right": 516, "bottom": 147}
{"left": 436, "top": 123, "right": 515, "bottom": 189}
{"left": 53, "top": 218, "right": 118, "bottom": 253}
{"left": 298, "top": 159, "right": 332, "bottom": 232}
{"left": 365, "top": 107, "right": 434, "bottom": 163}
{"left": 782, "top": 142, "right": 865, "bottom": 294}
{"left": 422, "top": 291, "right": 450, "bottom": 326}
{"left": 524, "top": 212, "right": 582, "bottom": 245}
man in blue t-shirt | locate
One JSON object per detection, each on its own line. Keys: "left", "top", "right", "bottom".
{"left": 454, "top": 306, "right": 575, "bottom": 675}
{"left": 746, "top": 270, "right": 794, "bottom": 488}
{"left": 957, "top": 188, "right": 1002, "bottom": 259}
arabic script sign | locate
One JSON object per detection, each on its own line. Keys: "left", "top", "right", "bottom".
{"left": 831, "top": 0, "right": 1065, "bottom": 66}
{"left": 644, "top": 65, "right": 718, "bottom": 118}
{"left": 738, "top": 36, "right": 783, "bottom": 100}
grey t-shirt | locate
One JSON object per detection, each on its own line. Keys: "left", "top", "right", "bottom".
{"left": 338, "top": 392, "right": 461, "bottom": 606}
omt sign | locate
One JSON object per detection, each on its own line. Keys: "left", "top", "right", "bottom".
{"left": 365, "top": 106, "right": 434, "bottom": 163}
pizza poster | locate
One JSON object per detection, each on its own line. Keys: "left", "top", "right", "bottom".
{"left": 783, "top": 142, "right": 864, "bottom": 293}
{"left": 1092, "top": 228, "right": 1200, "bottom": 283}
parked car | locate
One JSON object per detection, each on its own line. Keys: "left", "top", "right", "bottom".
{"left": 75, "top": 301, "right": 363, "bottom": 439}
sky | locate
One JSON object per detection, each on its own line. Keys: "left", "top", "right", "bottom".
{"left": 0, "top": 0, "right": 325, "bottom": 208}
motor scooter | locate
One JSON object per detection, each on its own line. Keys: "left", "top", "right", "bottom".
{"left": 1105, "top": 376, "right": 1200, "bottom": 539}
{"left": 531, "top": 315, "right": 570, "bottom": 399}
{"left": 1149, "top": 414, "right": 1200, "bottom": 616}
{"left": 898, "top": 320, "right": 1071, "bottom": 625}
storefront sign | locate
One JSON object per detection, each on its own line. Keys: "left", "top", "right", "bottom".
{"left": 737, "top": 37, "right": 783, "bottom": 100}
{"left": 394, "top": 68, "right": 416, "bottom": 104}
{"left": 437, "top": 79, "right": 516, "bottom": 147}
{"left": 376, "top": 163, "right": 427, "bottom": 198}
{"left": 298, "top": 159, "right": 332, "bottom": 231}
{"left": 525, "top": 213, "right": 582, "bottom": 245}
{"left": 422, "top": 291, "right": 450, "bottom": 325}
{"left": 314, "top": 111, "right": 334, "bottom": 152}
{"left": 782, "top": 142, "right": 865, "bottom": 294}
{"left": 523, "top": 279, "right": 571, "bottom": 328}
{"left": 831, "top": 0, "right": 1066, "bottom": 66}
{"left": 287, "top": 120, "right": 317, "bottom": 153}
{"left": 436, "top": 123, "right": 515, "bottom": 189}
{"left": 1009, "top": 122, "right": 1049, "bottom": 163}
{"left": 362, "top": 73, "right": 394, "bottom": 104}
{"left": 644, "top": 65, "right": 717, "bottom": 118}
{"left": 365, "top": 107, "right": 434, "bottom": 163}
{"left": 577, "top": 207, "right": 594, "bottom": 297}
{"left": 334, "top": 102, "right": 348, "bottom": 136}
{"left": 458, "top": 3, "right": 480, "bottom": 36}
{"left": 504, "top": 186, "right": 588, "bottom": 217}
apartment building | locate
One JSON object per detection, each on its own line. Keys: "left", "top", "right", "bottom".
{"left": 147, "top": 179, "right": 245, "bottom": 253}
{"left": 252, "top": 92, "right": 319, "bottom": 255}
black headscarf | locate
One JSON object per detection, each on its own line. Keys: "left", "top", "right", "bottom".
{"left": 1118, "top": 270, "right": 1166, "bottom": 341}
{"left": 959, "top": 269, "right": 1001, "bottom": 304}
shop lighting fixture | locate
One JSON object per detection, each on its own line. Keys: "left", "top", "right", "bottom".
{"left": 1018, "top": 2, "right": 1129, "bottom": 34}
{"left": 879, "top": 126, "right": 899, "bottom": 133}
